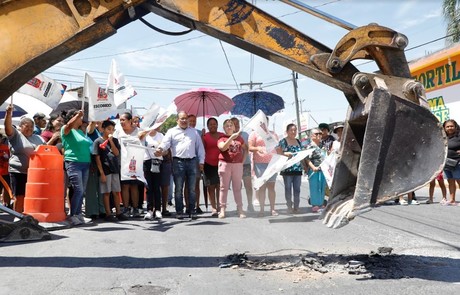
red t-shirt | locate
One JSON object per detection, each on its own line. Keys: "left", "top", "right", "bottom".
{"left": 218, "top": 135, "right": 245, "bottom": 163}
{"left": 203, "top": 132, "right": 224, "bottom": 166}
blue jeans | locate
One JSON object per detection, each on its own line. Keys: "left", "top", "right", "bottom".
{"left": 172, "top": 157, "right": 197, "bottom": 214}
{"left": 65, "top": 161, "right": 90, "bottom": 216}
{"left": 283, "top": 175, "right": 302, "bottom": 209}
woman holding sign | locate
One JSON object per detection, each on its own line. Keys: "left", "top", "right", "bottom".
{"left": 61, "top": 109, "right": 92, "bottom": 225}
{"left": 276, "top": 124, "right": 303, "bottom": 214}
{"left": 113, "top": 112, "right": 146, "bottom": 218}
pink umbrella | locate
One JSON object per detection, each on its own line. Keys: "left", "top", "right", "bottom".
{"left": 174, "top": 87, "right": 234, "bottom": 126}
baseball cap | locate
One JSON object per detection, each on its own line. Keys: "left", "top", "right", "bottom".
{"left": 33, "top": 112, "right": 47, "bottom": 119}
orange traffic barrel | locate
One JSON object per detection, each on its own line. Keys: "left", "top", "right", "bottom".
{"left": 24, "top": 145, "right": 65, "bottom": 222}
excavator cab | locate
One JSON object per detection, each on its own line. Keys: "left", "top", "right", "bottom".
{"left": 0, "top": 0, "right": 447, "bottom": 233}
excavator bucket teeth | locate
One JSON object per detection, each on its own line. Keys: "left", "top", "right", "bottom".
{"left": 0, "top": 214, "right": 51, "bottom": 243}
{"left": 324, "top": 87, "right": 447, "bottom": 228}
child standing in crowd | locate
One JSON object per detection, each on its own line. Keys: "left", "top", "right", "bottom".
{"left": 93, "top": 120, "right": 125, "bottom": 221}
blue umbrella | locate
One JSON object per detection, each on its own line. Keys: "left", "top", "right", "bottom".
{"left": 0, "top": 101, "right": 28, "bottom": 117}
{"left": 231, "top": 90, "right": 284, "bottom": 118}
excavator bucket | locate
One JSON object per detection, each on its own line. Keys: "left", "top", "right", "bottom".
{"left": 323, "top": 75, "right": 447, "bottom": 228}
{"left": 0, "top": 204, "right": 51, "bottom": 242}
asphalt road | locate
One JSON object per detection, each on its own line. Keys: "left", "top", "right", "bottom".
{"left": 1, "top": 178, "right": 459, "bottom": 295}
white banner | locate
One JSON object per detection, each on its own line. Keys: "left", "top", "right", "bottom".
{"left": 17, "top": 73, "right": 66, "bottom": 109}
{"left": 139, "top": 103, "right": 161, "bottom": 130}
{"left": 320, "top": 151, "right": 337, "bottom": 188}
{"left": 243, "top": 110, "right": 277, "bottom": 152}
{"left": 252, "top": 149, "right": 314, "bottom": 190}
{"left": 120, "top": 144, "right": 148, "bottom": 184}
{"left": 253, "top": 154, "right": 288, "bottom": 190}
{"left": 106, "top": 59, "right": 137, "bottom": 107}
{"left": 85, "top": 73, "right": 118, "bottom": 121}
{"left": 151, "top": 103, "right": 177, "bottom": 130}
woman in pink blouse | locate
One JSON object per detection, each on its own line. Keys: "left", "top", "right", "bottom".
{"left": 217, "top": 119, "right": 247, "bottom": 219}
{"left": 248, "top": 128, "right": 279, "bottom": 217}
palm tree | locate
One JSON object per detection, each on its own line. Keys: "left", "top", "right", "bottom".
{"left": 443, "top": 0, "right": 460, "bottom": 44}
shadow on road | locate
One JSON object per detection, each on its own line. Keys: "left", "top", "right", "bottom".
{"left": 0, "top": 251, "right": 459, "bottom": 283}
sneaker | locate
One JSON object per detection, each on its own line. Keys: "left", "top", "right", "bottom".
{"left": 104, "top": 215, "right": 118, "bottom": 222}
{"left": 195, "top": 207, "right": 204, "bottom": 214}
{"left": 144, "top": 210, "right": 154, "bottom": 220}
{"left": 116, "top": 213, "right": 128, "bottom": 221}
{"left": 399, "top": 199, "right": 408, "bottom": 206}
{"left": 155, "top": 210, "right": 162, "bottom": 219}
{"left": 162, "top": 210, "right": 172, "bottom": 217}
{"left": 176, "top": 212, "right": 185, "bottom": 220}
{"left": 425, "top": 199, "right": 433, "bottom": 204}
{"left": 167, "top": 201, "right": 173, "bottom": 206}
{"left": 191, "top": 213, "right": 198, "bottom": 220}
{"left": 77, "top": 214, "right": 92, "bottom": 224}
{"left": 132, "top": 208, "right": 141, "bottom": 218}
{"left": 67, "top": 215, "right": 82, "bottom": 226}
{"left": 409, "top": 200, "right": 420, "bottom": 205}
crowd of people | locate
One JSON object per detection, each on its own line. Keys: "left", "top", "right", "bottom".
{"left": 1, "top": 106, "right": 460, "bottom": 226}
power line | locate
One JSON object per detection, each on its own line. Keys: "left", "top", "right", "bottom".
{"left": 64, "top": 35, "right": 206, "bottom": 62}
{"left": 219, "top": 40, "right": 240, "bottom": 90}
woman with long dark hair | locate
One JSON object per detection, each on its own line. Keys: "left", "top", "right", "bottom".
{"left": 443, "top": 119, "right": 460, "bottom": 205}
{"left": 277, "top": 123, "right": 303, "bottom": 214}
{"left": 61, "top": 109, "right": 92, "bottom": 225}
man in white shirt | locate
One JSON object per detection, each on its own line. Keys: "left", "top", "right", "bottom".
{"left": 155, "top": 111, "right": 205, "bottom": 219}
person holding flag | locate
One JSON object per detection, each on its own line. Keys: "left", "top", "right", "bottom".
{"left": 61, "top": 109, "right": 92, "bottom": 225}
{"left": 248, "top": 117, "right": 279, "bottom": 217}
{"left": 113, "top": 112, "right": 146, "bottom": 218}
{"left": 276, "top": 123, "right": 303, "bottom": 214}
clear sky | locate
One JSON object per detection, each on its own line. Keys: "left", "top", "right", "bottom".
{"left": 45, "top": 0, "right": 447, "bottom": 134}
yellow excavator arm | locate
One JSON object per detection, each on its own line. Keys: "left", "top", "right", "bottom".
{"left": 0, "top": 0, "right": 447, "bottom": 229}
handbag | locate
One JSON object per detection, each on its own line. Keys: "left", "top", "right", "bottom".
{"left": 444, "top": 158, "right": 459, "bottom": 171}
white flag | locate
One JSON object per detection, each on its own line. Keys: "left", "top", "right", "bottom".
{"left": 243, "top": 110, "right": 277, "bottom": 152}
{"left": 17, "top": 73, "right": 66, "bottom": 109}
{"left": 320, "top": 152, "right": 338, "bottom": 188}
{"left": 121, "top": 144, "right": 148, "bottom": 184}
{"left": 151, "top": 103, "right": 177, "bottom": 130}
{"left": 252, "top": 148, "right": 314, "bottom": 190}
{"left": 85, "top": 73, "right": 118, "bottom": 121}
{"left": 253, "top": 154, "right": 288, "bottom": 190}
{"left": 106, "top": 59, "right": 137, "bottom": 107}
{"left": 139, "top": 103, "right": 161, "bottom": 130}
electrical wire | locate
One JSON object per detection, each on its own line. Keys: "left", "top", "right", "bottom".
{"left": 219, "top": 41, "right": 240, "bottom": 91}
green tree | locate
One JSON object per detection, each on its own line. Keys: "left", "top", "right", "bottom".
{"left": 443, "top": 0, "right": 460, "bottom": 44}
{"left": 159, "top": 114, "right": 177, "bottom": 134}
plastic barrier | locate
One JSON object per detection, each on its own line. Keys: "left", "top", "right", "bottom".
{"left": 24, "top": 145, "right": 65, "bottom": 222}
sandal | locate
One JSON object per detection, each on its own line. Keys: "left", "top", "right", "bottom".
{"left": 271, "top": 210, "right": 279, "bottom": 216}
{"left": 425, "top": 199, "right": 433, "bottom": 204}
{"left": 218, "top": 211, "right": 225, "bottom": 219}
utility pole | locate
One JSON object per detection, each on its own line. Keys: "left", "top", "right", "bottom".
{"left": 291, "top": 70, "right": 302, "bottom": 138}
{"left": 240, "top": 82, "right": 262, "bottom": 90}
